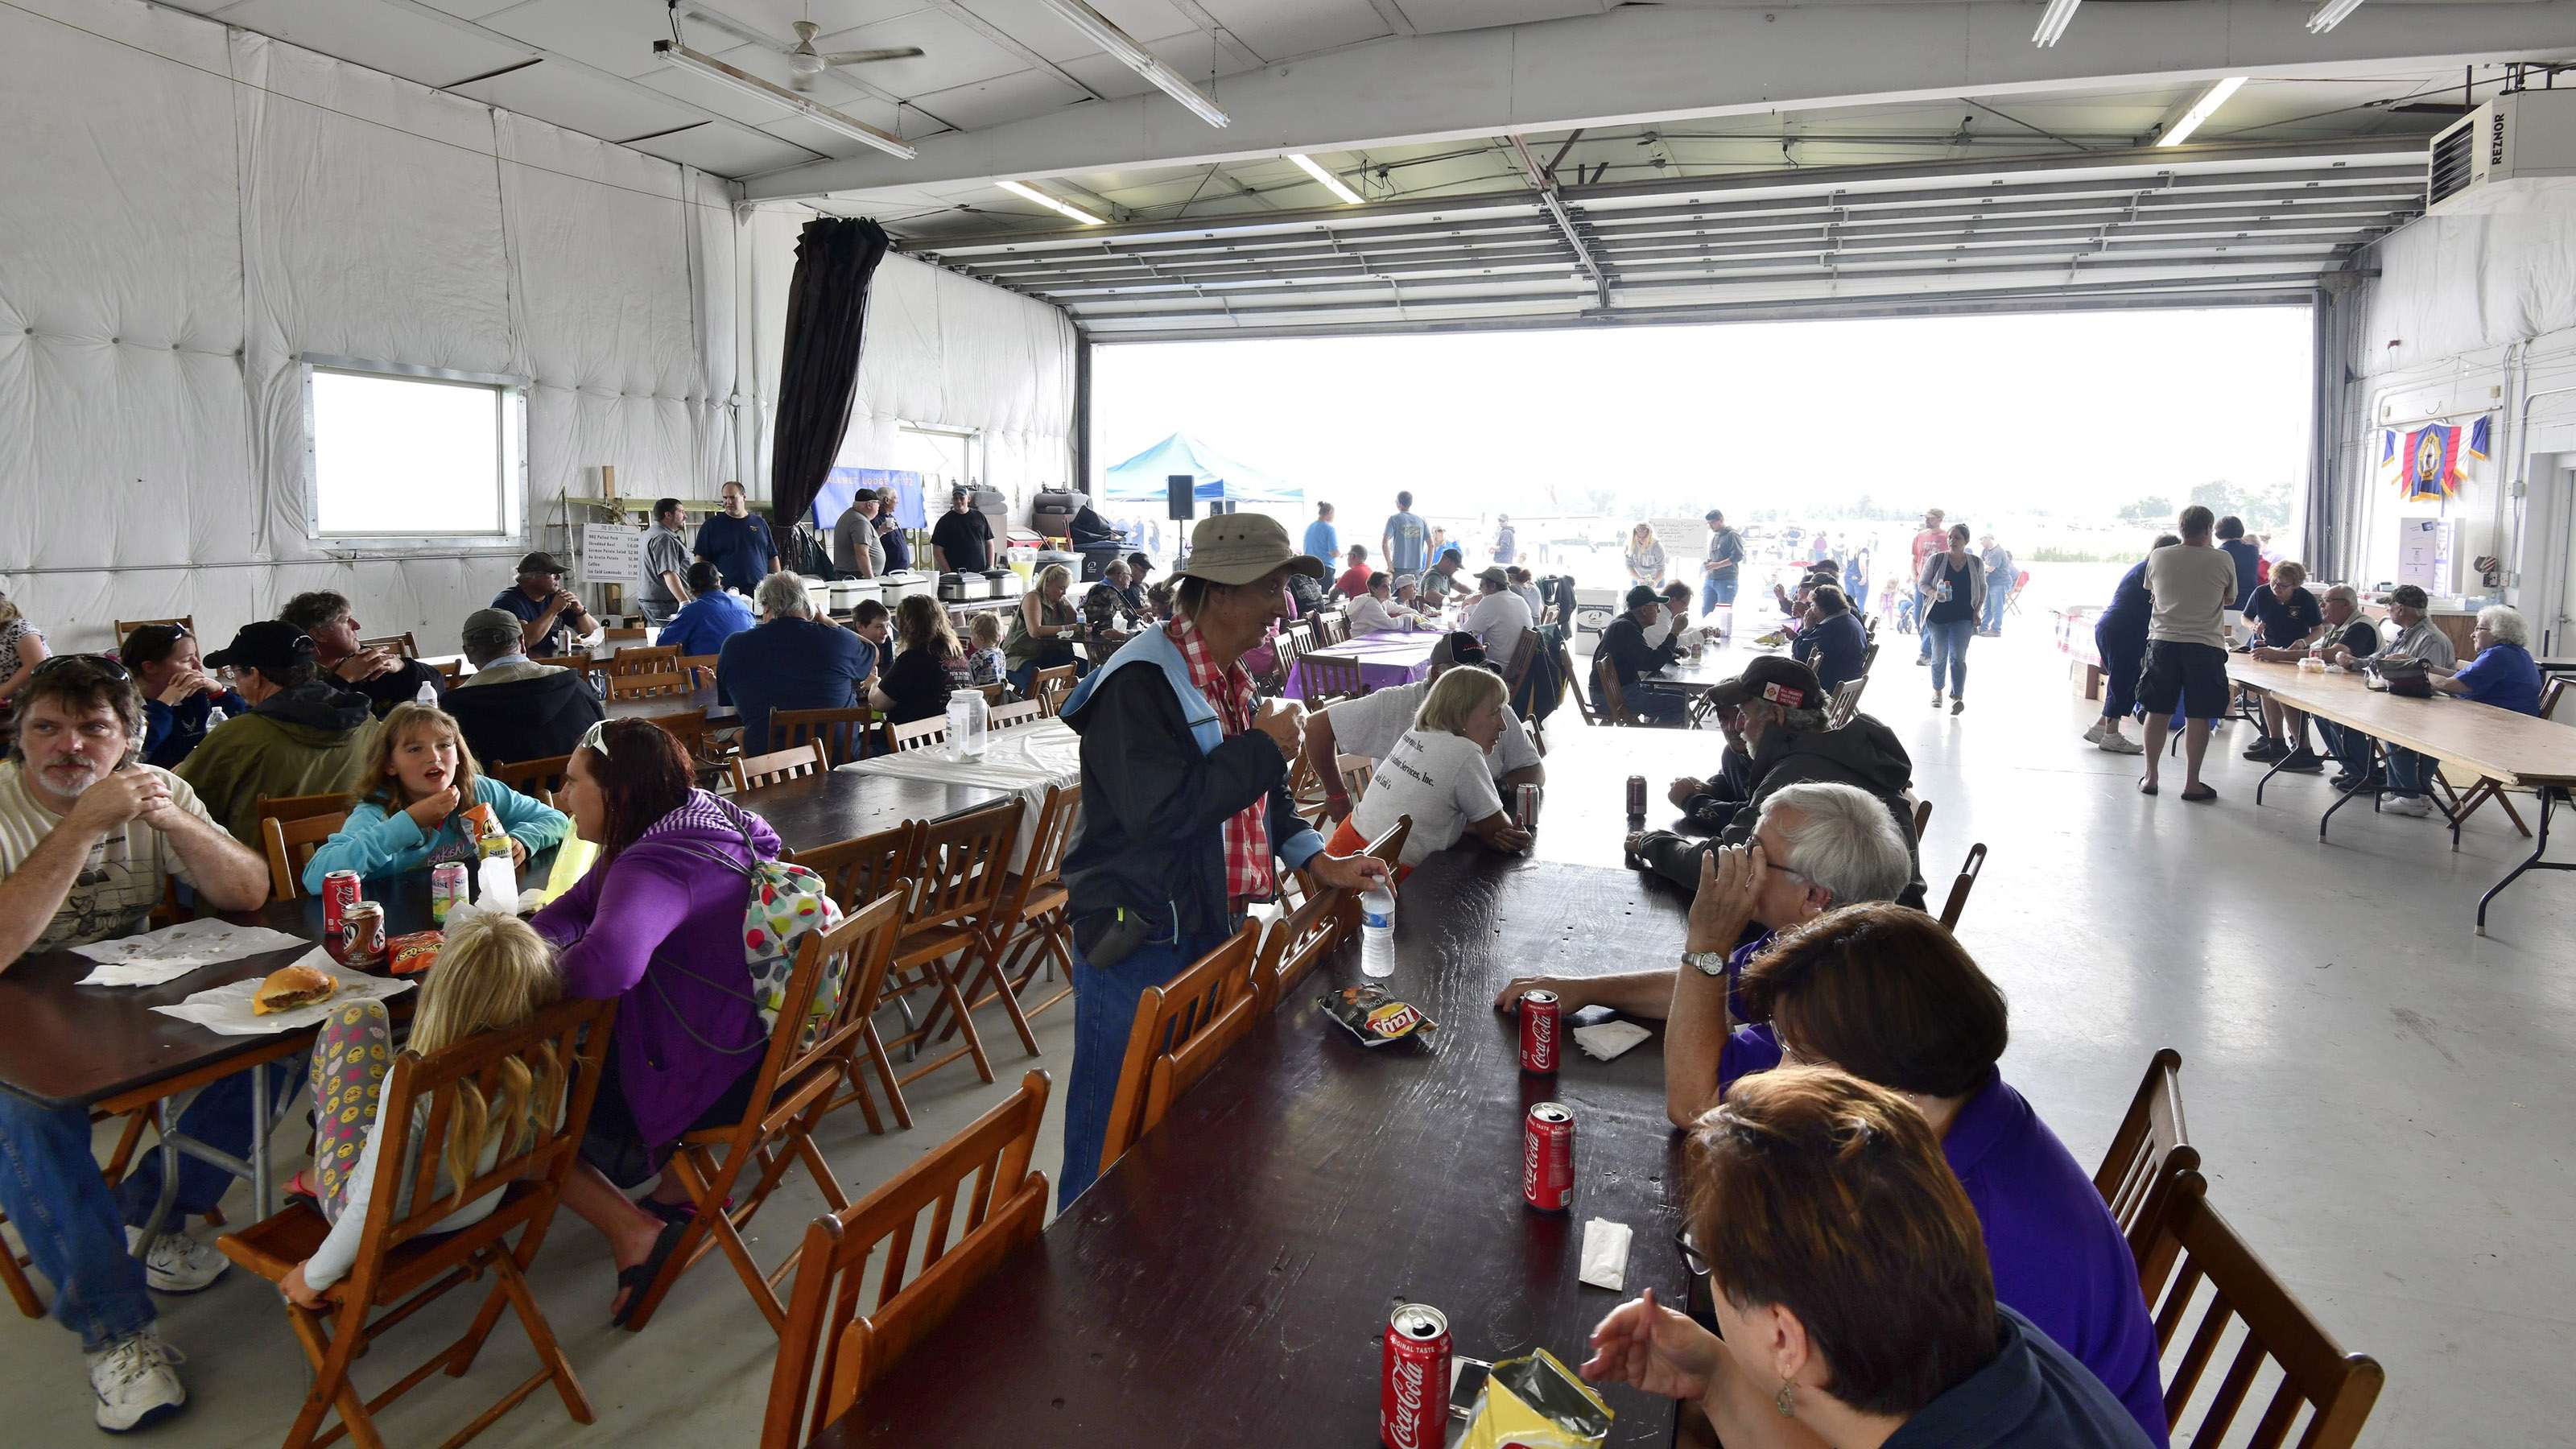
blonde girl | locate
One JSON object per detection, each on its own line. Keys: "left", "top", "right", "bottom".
{"left": 1625, "top": 522, "right": 1668, "bottom": 587}
{"left": 279, "top": 911, "right": 564, "bottom": 1307}
{"left": 301, "top": 702, "right": 568, "bottom": 891}
{"left": 965, "top": 610, "right": 1008, "bottom": 687}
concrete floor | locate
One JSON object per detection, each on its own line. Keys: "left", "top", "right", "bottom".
{"left": 5, "top": 627, "right": 2570, "bottom": 1445}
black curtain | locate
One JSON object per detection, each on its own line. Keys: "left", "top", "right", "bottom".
{"left": 769, "top": 217, "right": 890, "bottom": 533}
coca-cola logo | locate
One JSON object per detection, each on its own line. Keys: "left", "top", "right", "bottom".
{"left": 1387, "top": 1353, "right": 1428, "bottom": 1449}
{"left": 1523, "top": 1129, "right": 1541, "bottom": 1201}
{"left": 1529, "top": 1010, "right": 1554, "bottom": 1052}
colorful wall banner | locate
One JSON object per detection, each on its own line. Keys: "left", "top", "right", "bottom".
{"left": 2380, "top": 415, "right": 2490, "bottom": 502}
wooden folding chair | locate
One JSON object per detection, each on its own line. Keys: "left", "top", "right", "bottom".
{"left": 675, "top": 653, "right": 720, "bottom": 687}
{"left": 216, "top": 995, "right": 616, "bottom": 1449}
{"left": 789, "top": 824, "right": 925, "bottom": 1133}
{"left": 605, "top": 671, "right": 691, "bottom": 704}
{"left": 1030, "top": 664, "right": 1079, "bottom": 717}
{"left": 2443, "top": 678, "right": 2564, "bottom": 836}
{"left": 1298, "top": 653, "right": 1364, "bottom": 703}
{"left": 1335, "top": 753, "right": 1375, "bottom": 805}
{"left": 1593, "top": 654, "right": 1648, "bottom": 727}
{"left": 621, "top": 892, "right": 910, "bottom": 1335}
{"left": 1913, "top": 797, "right": 1933, "bottom": 837}
{"left": 949, "top": 784, "right": 1081, "bottom": 1043}
{"left": 1825, "top": 675, "right": 1868, "bottom": 728}
{"left": 988, "top": 700, "right": 1045, "bottom": 731}
{"left": 2093, "top": 1046, "right": 2200, "bottom": 1290}
{"left": 1937, "top": 842, "right": 1987, "bottom": 931}
{"left": 2145, "top": 1190, "right": 2384, "bottom": 1449}
{"left": 883, "top": 801, "right": 1021, "bottom": 1086}
{"left": 601, "top": 625, "right": 648, "bottom": 642}
{"left": 358, "top": 633, "right": 419, "bottom": 658}
{"left": 489, "top": 753, "right": 572, "bottom": 799}
{"left": 1265, "top": 625, "right": 1309, "bottom": 696}
{"left": 262, "top": 811, "right": 349, "bottom": 902}
{"left": 970, "top": 681, "right": 1006, "bottom": 707}
{"left": 887, "top": 716, "right": 947, "bottom": 753}
{"left": 428, "top": 659, "right": 463, "bottom": 687}
{"left": 1254, "top": 884, "right": 1344, "bottom": 1011}
{"left": 113, "top": 614, "right": 195, "bottom": 642}
{"left": 1098, "top": 923, "right": 1263, "bottom": 1178}
{"left": 770, "top": 706, "right": 879, "bottom": 766}
{"left": 609, "top": 643, "right": 681, "bottom": 675}
{"left": 758, "top": 1071, "right": 1051, "bottom": 1449}
{"left": 732, "top": 741, "right": 831, "bottom": 793}
{"left": 258, "top": 791, "right": 348, "bottom": 828}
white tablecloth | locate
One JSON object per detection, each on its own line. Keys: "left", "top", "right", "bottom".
{"left": 843, "top": 719, "right": 1083, "bottom": 870}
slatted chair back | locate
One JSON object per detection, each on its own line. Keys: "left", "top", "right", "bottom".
{"left": 1937, "top": 842, "right": 1987, "bottom": 930}
{"left": 952, "top": 784, "right": 1083, "bottom": 1050}
{"left": 789, "top": 826, "right": 927, "bottom": 1134}
{"left": 1499, "top": 629, "right": 1539, "bottom": 696}
{"left": 1311, "top": 610, "right": 1348, "bottom": 646}
{"left": 257, "top": 791, "right": 348, "bottom": 828}
{"left": 674, "top": 653, "right": 720, "bottom": 687}
{"left": 2094, "top": 1047, "right": 2200, "bottom": 1292}
{"left": 771, "top": 706, "right": 878, "bottom": 766}
{"left": 1266, "top": 625, "right": 1310, "bottom": 696}
{"left": 358, "top": 633, "right": 419, "bottom": 658}
{"left": 262, "top": 811, "right": 349, "bottom": 902}
{"left": 1100, "top": 923, "right": 1262, "bottom": 1176}
{"left": 970, "top": 681, "right": 1007, "bottom": 706}
{"left": 1254, "top": 885, "right": 1344, "bottom": 1011}
{"left": 1298, "top": 653, "right": 1365, "bottom": 703}
{"left": 988, "top": 700, "right": 1045, "bottom": 731}
{"left": 1566, "top": 650, "right": 1604, "bottom": 727}
{"left": 617, "top": 894, "right": 905, "bottom": 1334}
{"left": 758, "top": 1071, "right": 1051, "bottom": 1449}
{"left": 732, "top": 740, "right": 831, "bottom": 793}
{"left": 1030, "top": 663, "right": 1080, "bottom": 717}
{"left": 1594, "top": 653, "right": 1640, "bottom": 726}
{"left": 113, "top": 615, "right": 196, "bottom": 642}
{"left": 880, "top": 802, "right": 1024, "bottom": 1090}
{"left": 887, "top": 715, "right": 947, "bottom": 753}
{"left": 1335, "top": 753, "right": 1374, "bottom": 804}
{"left": 490, "top": 753, "right": 573, "bottom": 799}
{"left": 609, "top": 643, "right": 682, "bottom": 676}
{"left": 213, "top": 995, "right": 616, "bottom": 1449}
{"left": 605, "top": 671, "right": 691, "bottom": 702}
{"left": 1825, "top": 675, "right": 1868, "bottom": 729}
{"left": 531, "top": 654, "right": 602, "bottom": 681}
{"left": 2146, "top": 1188, "right": 2384, "bottom": 1449}
{"left": 641, "top": 708, "right": 708, "bottom": 758}
{"left": 429, "top": 658, "right": 464, "bottom": 687}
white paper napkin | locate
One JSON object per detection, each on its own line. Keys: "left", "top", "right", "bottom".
{"left": 77, "top": 960, "right": 215, "bottom": 988}
{"left": 70, "top": 919, "right": 306, "bottom": 986}
{"left": 1571, "top": 1019, "right": 1650, "bottom": 1062}
{"left": 1580, "top": 1218, "right": 1633, "bottom": 1291}
{"left": 151, "top": 949, "right": 415, "bottom": 1036}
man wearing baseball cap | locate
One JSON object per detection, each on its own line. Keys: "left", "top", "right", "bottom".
{"left": 1596, "top": 584, "right": 1688, "bottom": 724}
{"left": 1053, "top": 513, "right": 1392, "bottom": 1207}
{"left": 488, "top": 551, "right": 597, "bottom": 660}
{"left": 1628, "top": 654, "right": 1925, "bottom": 906}
{"left": 178, "top": 621, "right": 379, "bottom": 844}
{"left": 1456, "top": 565, "right": 1533, "bottom": 664}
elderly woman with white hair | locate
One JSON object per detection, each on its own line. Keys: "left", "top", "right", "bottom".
{"left": 714, "top": 569, "right": 877, "bottom": 755}
{"left": 1328, "top": 664, "right": 1534, "bottom": 875}
{"left": 2378, "top": 604, "right": 2543, "bottom": 818}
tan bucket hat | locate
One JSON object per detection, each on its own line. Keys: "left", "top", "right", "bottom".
{"left": 1174, "top": 514, "right": 1326, "bottom": 585}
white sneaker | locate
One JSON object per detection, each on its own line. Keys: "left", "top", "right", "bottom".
{"left": 125, "top": 1228, "right": 228, "bottom": 1294}
{"left": 2082, "top": 720, "right": 2107, "bottom": 745}
{"left": 2097, "top": 733, "right": 2145, "bottom": 755}
{"left": 2383, "top": 795, "right": 2434, "bottom": 817}
{"left": 88, "top": 1327, "right": 186, "bottom": 1433}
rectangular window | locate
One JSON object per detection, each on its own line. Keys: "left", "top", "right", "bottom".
{"left": 303, "top": 359, "right": 526, "bottom": 544}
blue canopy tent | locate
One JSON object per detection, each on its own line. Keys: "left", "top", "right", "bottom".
{"left": 1100, "top": 433, "right": 1300, "bottom": 506}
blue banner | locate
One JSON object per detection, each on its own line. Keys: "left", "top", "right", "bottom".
{"left": 812, "top": 467, "right": 925, "bottom": 530}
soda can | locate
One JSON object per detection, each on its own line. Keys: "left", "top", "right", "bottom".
{"left": 1519, "top": 990, "right": 1560, "bottom": 1074}
{"left": 1523, "top": 1101, "right": 1575, "bottom": 1214}
{"left": 1513, "top": 782, "right": 1542, "bottom": 831}
{"left": 1380, "top": 1303, "right": 1451, "bottom": 1449}
{"left": 320, "top": 871, "right": 362, "bottom": 943}
{"left": 339, "top": 902, "right": 386, "bottom": 968}
{"left": 429, "top": 863, "right": 469, "bottom": 923}
{"left": 1624, "top": 774, "right": 1647, "bottom": 817}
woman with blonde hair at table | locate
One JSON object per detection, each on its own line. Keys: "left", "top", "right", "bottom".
{"left": 1626, "top": 522, "right": 1669, "bottom": 588}
{"left": 1327, "top": 664, "right": 1533, "bottom": 875}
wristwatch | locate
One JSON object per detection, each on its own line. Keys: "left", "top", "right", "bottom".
{"left": 1684, "top": 948, "right": 1730, "bottom": 977}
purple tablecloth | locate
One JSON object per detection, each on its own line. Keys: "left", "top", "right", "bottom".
{"left": 1290, "top": 631, "right": 1448, "bottom": 698}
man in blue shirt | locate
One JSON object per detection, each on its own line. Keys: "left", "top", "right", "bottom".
{"left": 1302, "top": 502, "right": 1337, "bottom": 567}
{"left": 485, "top": 553, "right": 596, "bottom": 661}
{"left": 694, "top": 481, "right": 778, "bottom": 594}
{"left": 1381, "top": 490, "right": 1428, "bottom": 576}
{"left": 654, "top": 562, "right": 755, "bottom": 658}
{"left": 717, "top": 571, "right": 876, "bottom": 754}
{"left": 2214, "top": 514, "right": 2261, "bottom": 618}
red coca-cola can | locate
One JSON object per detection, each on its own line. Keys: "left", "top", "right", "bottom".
{"left": 1519, "top": 990, "right": 1560, "bottom": 1074}
{"left": 1380, "top": 1302, "right": 1450, "bottom": 1449}
{"left": 1625, "top": 774, "right": 1647, "bottom": 817}
{"left": 1523, "top": 1101, "right": 1575, "bottom": 1213}
{"left": 320, "top": 871, "right": 362, "bottom": 949}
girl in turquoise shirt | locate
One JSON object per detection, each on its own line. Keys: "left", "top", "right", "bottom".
{"left": 302, "top": 701, "right": 569, "bottom": 892}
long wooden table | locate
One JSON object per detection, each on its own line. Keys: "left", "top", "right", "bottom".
{"left": 2227, "top": 657, "right": 2576, "bottom": 932}
{"left": 817, "top": 852, "right": 1692, "bottom": 1446}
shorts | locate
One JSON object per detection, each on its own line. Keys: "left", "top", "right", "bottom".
{"left": 579, "top": 1051, "right": 764, "bottom": 1189}
{"left": 2135, "top": 640, "right": 2229, "bottom": 720}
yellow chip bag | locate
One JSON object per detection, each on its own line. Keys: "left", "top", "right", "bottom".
{"left": 1457, "top": 1348, "right": 1613, "bottom": 1449}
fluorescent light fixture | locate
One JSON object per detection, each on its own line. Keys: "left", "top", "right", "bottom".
{"left": 2031, "top": 0, "right": 2079, "bottom": 47}
{"left": 2157, "top": 76, "right": 2248, "bottom": 147}
{"left": 2306, "top": 0, "right": 2364, "bottom": 31}
{"left": 1286, "top": 153, "right": 1364, "bottom": 205}
{"left": 1036, "top": 0, "right": 1229, "bottom": 128}
{"left": 997, "top": 180, "right": 1106, "bottom": 226}
{"left": 654, "top": 39, "right": 915, "bottom": 159}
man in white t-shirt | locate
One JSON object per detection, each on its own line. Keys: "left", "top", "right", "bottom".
{"left": 1456, "top": 567, "right": 1534, "bottom": 665}
{"left": 0, "top": 657, "right": 274, "bottom": 1431}
{"left": 1302, "top": 635, "right": 1544, "bottom": 822}
{"left": 2136, "top": 504, "right": 2244, "bottom": 801}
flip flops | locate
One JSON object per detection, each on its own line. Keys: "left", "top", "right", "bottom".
{"left": 2138, "top": 779, "right": 2158, "bottom": 796}
{"left": 2181, "top": 785, "right": 2219, "bottom": 804}
{"left": 611, "top": 1218, "right": 688, "bottom": 1330}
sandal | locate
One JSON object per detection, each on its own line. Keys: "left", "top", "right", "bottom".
{"left": 2181, "top": 784, "right": 2219, "bottom": 804}
{"left": 611, "top": 1218, "right": 689, "bottom": 1330}
{"left": 2137, "top": 779, "right": 2158, "bottom": 796}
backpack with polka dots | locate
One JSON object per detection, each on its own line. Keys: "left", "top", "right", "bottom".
{"left": 672, "top": 806, "right": 848, "bottom": 1043}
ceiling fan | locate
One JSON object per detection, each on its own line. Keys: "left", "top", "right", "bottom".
{"left": 681, "top": 7, "right": 923, "bottom": 90}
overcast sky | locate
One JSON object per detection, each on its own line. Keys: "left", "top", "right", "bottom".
{"left": 1091, "top": 306, "right": 2312, "bottom": 522}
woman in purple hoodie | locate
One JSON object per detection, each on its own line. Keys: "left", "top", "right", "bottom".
{"left": 538, "top": 718, "right": 778, "bottom": 1326}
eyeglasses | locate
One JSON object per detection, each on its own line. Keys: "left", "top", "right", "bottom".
{"left": 31, "top": 654, "right": 131, "bottom": 683}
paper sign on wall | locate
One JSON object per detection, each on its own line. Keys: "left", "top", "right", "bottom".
{"left": 2396, "top": 518, "right": 2454, "bottom": 597}
{"left": 578, "top": 522, "right": 647, "bottom": 585}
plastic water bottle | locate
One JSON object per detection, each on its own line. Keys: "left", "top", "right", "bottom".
{"left": 202, "top": 704, "right": 226, "bottom": 731}
{"left": 415, "top": 679, "right": 440, "bottom": 705}
{"left": 944, "top": 690, "right": 989, "bottom": 762}
{"left": 1360, "top": 886, "right": 1396, "bottom": 978}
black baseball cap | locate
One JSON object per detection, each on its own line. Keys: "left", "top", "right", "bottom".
{"left": 1624, "top": 584, "right": 1662, "bottom": 611}
{"left": 1428, "top": 634, "right": 1486, "bottom": 671}
{"left": 1703, "top": 656, "right": 1822, "bottom": 713}
{"left": 517, "top": 551, "right": 569, "bottom": 576}
{"left": 204, "top": 621, "right": 316, "bottom": 673}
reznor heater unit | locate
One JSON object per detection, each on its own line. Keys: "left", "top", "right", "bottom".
{"left": 2427, "top": 89, "right": 2576, "bottom": 213}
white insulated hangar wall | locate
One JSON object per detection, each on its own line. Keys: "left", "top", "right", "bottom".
{"left": 0, "top": 0, "right": 1075, "bottom": 656}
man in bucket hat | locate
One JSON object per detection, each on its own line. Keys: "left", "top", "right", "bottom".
{"left": 1051, "top": 514, "right": 1392, "bottom": 1207}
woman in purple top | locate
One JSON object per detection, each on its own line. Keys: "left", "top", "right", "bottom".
{"left": 1723, "top": 905, "right": 2168, "bottom": 1444}
{"left": 539, "top": 718, "right": 776, "bottom": 1326}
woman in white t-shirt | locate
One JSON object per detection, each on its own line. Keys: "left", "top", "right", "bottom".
{"left": 1327, "top": 666, "right": 1534, "bottom": 874}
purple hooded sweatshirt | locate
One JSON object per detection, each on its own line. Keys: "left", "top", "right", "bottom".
{"left": 534, "top": 791, "right": 777, "bottom": 1154}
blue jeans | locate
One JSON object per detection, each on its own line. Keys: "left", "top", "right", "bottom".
{"left": 1981, "top": 580, "right": 2008, "bottom": 633}
{"left": 1926, "top": 619, "right": 1973, "bottom": 696}
{"left": 2319, "top": 722, "right": 2376, "bottom": 780}
{"left": 1700, "top": 572, "right": 1738, "bottom": 617}
{"left": 1058, "top": 919, "right": 1227, "bottom": 1210}
{"left": 2386, "top": 745, "right": 2434, "bottom": 799}
{"left": 0, "top": 1061, "right": 291, "bottom": 1350}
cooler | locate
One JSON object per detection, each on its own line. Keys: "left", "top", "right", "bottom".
{"left": 828, "top": 579, "right": 870, "bottom": 614}
{"left": 800, "top": 576, "right": 831, "bottom": 617}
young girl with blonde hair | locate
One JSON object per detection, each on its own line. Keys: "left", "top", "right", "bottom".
{"left": 301, "top": 701, "right": 568, "bottom": 891}
{"left": 279, "top": 912, "right": 564, "bottom": 1307}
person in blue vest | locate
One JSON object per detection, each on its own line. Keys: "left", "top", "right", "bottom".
{"left": 1052, "top": 513, "right": 1392, "bottom": 1207}
{"left": 1302, "top": 502, "right": 1338, "bottom": 566}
